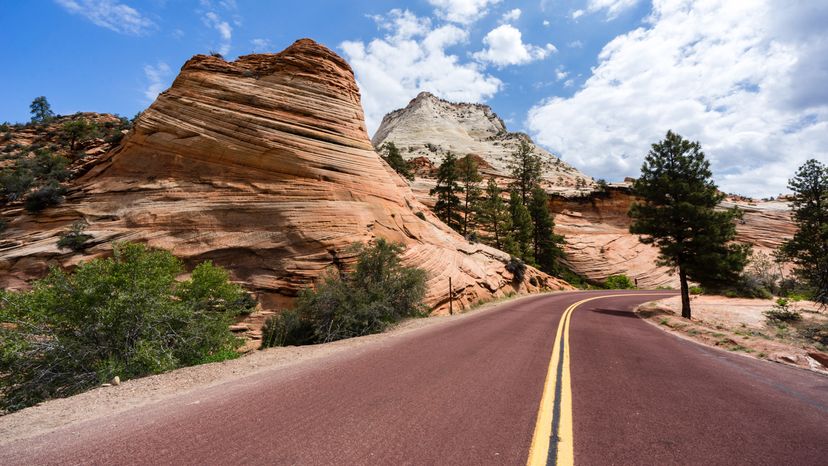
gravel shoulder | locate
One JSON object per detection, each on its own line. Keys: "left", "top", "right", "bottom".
{"left": 637, "top": 295, "right": 828, "bottom": 375}
{"left": 0, "top": 290, "right": 562, "bottom": 445}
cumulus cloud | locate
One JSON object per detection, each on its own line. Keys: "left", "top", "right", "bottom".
{"left": 250, "top": 38, "right": 273, "bottom": 52}
{"left": 55, "top": 0, "right": 154, "bottom": 35}
{"left": 587, "top": 0, "right": 640, "bottom": 20}
{"left": 341, "top": 9, "right": 502, "bottom": 134}
{"left": 527, "top": 0, "right": 828, "bottom": 197}
{"left": 427, "top": 0, "right": 501, "bottom": 24}
{"left": 499, "top": 8, "right": 521, "bottom": 23}
{"left": 473, "top": 24, "right": 556, "bottom": 67}
{"left": 203, "top": 11, "right": 232, "bottom": 55}
{"left": 571, "top": 9, "right": 585, "bottom": 19}
{"left": 142, "top": 62, "right": 171, "bottom": 103}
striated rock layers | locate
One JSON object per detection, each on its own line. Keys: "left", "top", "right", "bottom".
{"left": 0, "top": 39, "right": 570, "bottom": 333}
{"left": 549, "top": 188, "right": 796, "bottom": 288}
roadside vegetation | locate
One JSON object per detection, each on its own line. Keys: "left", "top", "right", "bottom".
{"left": 0, "top": 242, "right": 255, "bottom": 414}
{"left": 261, "top": 239, "right": 427, "bottom": 347}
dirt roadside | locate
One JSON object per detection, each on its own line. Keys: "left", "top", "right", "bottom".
{"left": 637, "top": 295, "right": 828, "bottom": 375}
{"left": 0, "top": 290, "right": 560, "bottom": 445}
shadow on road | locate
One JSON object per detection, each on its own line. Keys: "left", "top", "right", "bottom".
{"left": 590, "top": 308, "right": 638, "bottom": 318}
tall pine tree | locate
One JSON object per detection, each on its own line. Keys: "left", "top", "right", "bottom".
{"left": 457, "top": 154, "right": 483, "bottom": 236}
{"left": 529, "top": 186, "right": 565, "bottom": 275}
{"left": 509, "top": 189, "right": 534, "bottom": 263}
{"left": 508, "top": 139, "right": 543, "bottom": 205}
{"left": 430, "top": 152, "right": 463, "bottom": 231}
{"left": 379, "top": 142, "right": 414, "bottom": 181}
{"left": 629, "top": 131, "right": 750, "bottom": 319}
{"left": 782, "top": 159, "right": 828, "bottom": 304}
{"left": 477, "top": 178, "right": 515, "bottom": 253}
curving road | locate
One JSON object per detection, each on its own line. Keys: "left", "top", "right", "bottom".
{"left": 2, "top": 290, "right": 827, "bottom": 465}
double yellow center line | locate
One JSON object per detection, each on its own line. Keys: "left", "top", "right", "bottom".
{"left": 526, "top": 293, "right": 667, "bottom": 466}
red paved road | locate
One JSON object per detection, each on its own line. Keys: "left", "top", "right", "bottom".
{"left": 1, "top": 290, "right": 827, "bottom": 465}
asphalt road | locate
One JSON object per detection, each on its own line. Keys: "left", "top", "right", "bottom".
{"left": 2, "top": 290, "right": 827, "bottom": 465}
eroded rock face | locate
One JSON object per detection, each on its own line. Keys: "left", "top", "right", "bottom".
{"left": 372, "top": 92, "right": 593, "bottom": 193}
{"left": 0, "top": 39, "right": 570, "bottom": 332}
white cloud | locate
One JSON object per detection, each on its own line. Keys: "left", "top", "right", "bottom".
{"left": 142, "top": 62, "right": 171, "bottom": 103}
{"left": 527, "top": 0, "right": 828, "bottom": 198}
{"left": 341, "top": 9, "right": 502, "bottom": 134}
{"left": 428, "top": 0, "right": 501, "bottom": 24}
{"left": 587, "top": 0, "right": 640, "bottom": 20}
{"left": 555, "top": 66, "right": 568, "bottom": 81}
{"left": 568, "top": 40, "right": 584, "bottom": 48}
{"left": 55, "top": 0, "right": 154, "bottom": 35}
{"left": 473, "top": 24, "right": 556, "bottom": 67}
{"left": 572, "top": 9, "right": 585, "bottom": 19}
{"left": 202, "top": 11, "right": 232, "bottom": 55}
{"left": 499, "top": 8, "right": 521, "bottom": 23}
{"left": 543, "top": 20, "right": 550, "bottom": 26}
{"left": 250, "top": 38, "right": 273, "bottom": 52}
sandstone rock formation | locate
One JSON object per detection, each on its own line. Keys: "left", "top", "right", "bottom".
{"left": 0, "top": 39, "right": 570, "bottom": 340}
{"left": 372, "top": 92, "right": 593, "bottom": 193}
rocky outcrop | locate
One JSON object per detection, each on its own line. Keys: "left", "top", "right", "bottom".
{"left": 0, "top": 39, "right": 570, "bottom": 337}
{"left": 372, "top": 92, "right": 592, "bottom": 193}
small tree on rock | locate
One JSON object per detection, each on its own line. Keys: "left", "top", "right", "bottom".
{"left": 629, "top": 131, "right": 750, "bottom": 319}
{"left": 430, "top": 152, "right": 463, "bottom": 231}
{"left": 457, "top": 154, "right": 483, "bottom": 236}
{"left": 63, "top": 119, "right": 99, "bottom": 151}
{"left": 508, "top": 139, "right": 542, "bottom": 205}
{"left": 30, "top": 96, "right": 55, "bottom": 123}
{"left": 529, "top": 186, "right": 565, "bottom": 275}
{"left": 379, "top": 142, "right": 413, "bottom": 181}
{"left": 477, "top": 178, "right": 515, "bottom": 252}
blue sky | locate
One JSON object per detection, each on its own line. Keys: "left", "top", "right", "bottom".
{"left": 1, "top": 1, "right": 826, "bottom": 197}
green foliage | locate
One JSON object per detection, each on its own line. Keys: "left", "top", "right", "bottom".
{"left": 1, "top": 150, "right": 70, "bottom": 211}
{"left": 689, "top": 286, "right": 704, "bottom": 295}
{"left": 596, "top": 178, "right": 609, "bottom": 192}
{"left": 781, "top": 159, "right": 828, "bottom": 304}
{"left": 508, "top": 139, "right": 542, "bottom": 205}
{"left": 799, "top": 322, "right": 828, "bottom": 346}
{"left": 763, "top": 298, "right": 802, "bottom": 323}
{"left": 260, "top": 239, "right": 427, "bottom": 347}
{"left": 529, "top": 186, "right": 564, "bottom": 275}
{"left": 0, "top": 243, "right": 253, "bottom": 412}
{"left": 379, "top": 142, "right": 414, "bottom": 181}
{"left": 30, "top": 96, "right": 54, "bottom": 123}
{"left": 430, "top": 152, "right": 463, "bottom": 231}
{"left": 509, "top": 189, "right": 534, "bottom": 262}
{"left": 477, "top": 178, "right": 515, "bottom": 252}
{"left": 456, "top": 154, "right": 482, "bottom": 236}
{"left": 24, "top": 182, "right": 65, "bottom": 212}
{"left": 57, "top": 220, "right": 93, "bottom": 251}
{"left": 629, "top": 131, "right": 750, "bottom": 318}
{"left": 505, "top": 256, "right": 527, "bottom": 283}
{"left": 415, "top": 211, "right": 427, "bottom": 220}
{"left": 62, "top": 118, "right": 99, "bottom": 151}
{"left": 604, "top": 274, "right": 635, "bottom": 289}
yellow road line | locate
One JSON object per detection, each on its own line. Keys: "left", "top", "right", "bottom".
{"left": 526, "top": 293, "right": 669, "bottom": 466}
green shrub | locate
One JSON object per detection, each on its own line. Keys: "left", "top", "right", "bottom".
{"left": 763, "top": 298, "right": 802, "bottom": 324}
{"left": 799, "top": 322, "right": 828, "bottom": 346}
{"left": 506, "top": 256, "right": 526, "bottom": 283}
{"left": 415, "top": 211, "right": 426, "bottom": 220}
{"left": 604, "top": 274, "right": 635, "bottom": 289}
{"left": 260, "top": 239, "right": 427, "bottom": 348}
{"left": 57, "top": 221, "right": 93, "bottom": 251}
{"left": 24, "top": 182, "right": 65, "bottom": 212}
{"left": 0, "top": 242, "right": 254, "bottom": 413}
{"left": 689, "top": 286, "right": 704, "bottom": 295}
{"left": 0, "top": 168, "right": 34, "bottom": 201}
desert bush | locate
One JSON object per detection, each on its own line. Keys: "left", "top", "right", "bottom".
{"left": 689, "top": 285, "right": 704, "bottom": 295}
{"left": 57, "top": 221, "right": 93, "bottom": 251}
{"left": 604, "top": 274, "right": 635, "bottom": 289}
{"left": 24, "top": 182, "right": 65, "bottom": 212}
{"left": 763, "top": 298, "right": 802, "bottom": 324}
{"left": 260, "top": 239, "right": 427, "bottom": 347}
{"left": 799, "top": 322, "right": 828, "bottom": 347}
{"left": 415, "top": 211, "right": 426, "bottom": 220}
{"left": 506, "top": 256, "right": 526, "bottom": 283}
{"left": 0, "top": 242, "right": 254, "bottom": 413}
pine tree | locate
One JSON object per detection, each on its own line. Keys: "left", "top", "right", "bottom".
{"left": 30, "top": 96, "right": 55, "bottom": 124}
{"left": 508, "top": 139, "right": 543, "bottom": 205}
{"left": 477, "top": 178, "right": 515, "bottom": 253}
{"left": 379, "top": 142, "right": 413, "bottom": 181}
{"left": 509, "top": 189, "right": 534, "bottom": 263}
{"left": 430, "top": 152, "right": 462, "bottom": 231}
{"left": 782, "top": 159, "right": 828, "bottom": 304}
{"left": 629, "top": 131, "right": 750, "bottom": 319}
{"left": 529, "top": 186, "right": 565, "bottom": 275}
{"left": 457, "top": 154, "right": 483, "bottom": 236}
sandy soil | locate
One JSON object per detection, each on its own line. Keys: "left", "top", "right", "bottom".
{"left": 0, "top": 290, "right": 559, "bottom": 446}
{"left": 638, "top": 295, "right": 828, "bottom": 374}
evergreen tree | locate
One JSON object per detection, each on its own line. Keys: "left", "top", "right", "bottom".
{"left": 782, "top": 159, "right": 828, "bottom": 304}
{"left": 30, "top": 96, "right": 55, "bottom": 124}
{"left": 629, "top": 131, "right": 750, "bottom": 319}
{"left": 379, "top": 142, "right": 413, "bottom": 181}
{"left": 508, "top": 139, "right": 543, "bottom": 205}
{"left": 477, "top": 178, "right": 515, "bottom": 253}
{"left": 430, "top": 152, "right": 462, "bottom": 231}
{"left": 529, "top": 186, "right": 565, "bottom": 274}
{"left": 62, "top": 119, "right": 99, "bottom": 151}
{"left": 457, "top": 154, "right": 483, "bottom": 236}
{"left": 509, "top": 189, "right": 534, "bottom": 263}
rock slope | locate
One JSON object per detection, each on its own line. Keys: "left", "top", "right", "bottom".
{"left": 0, "top": 39, "right": 570, "bottom": 338}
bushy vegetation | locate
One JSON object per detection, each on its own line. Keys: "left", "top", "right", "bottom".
{"left": 763, "top": 298, "right": 802, "bottom": 323}
{"left": 57, "top": 220, "right": 93, "bottom": 251}
{"left": 604, "top": 274, "right": 635, "bottom": 289}
{"left": 0, "top": 149, "right": 70, "bottom": 211}
{"left": 261, "top": 239, "right": 427, "bottom": 348}
{"left": 379, "top": 142, "right": 414, "bottom": 181}
{"left": 0, "top": 243, "right": 255, "bottom": 413}
{"left": 505, "top": 256, "right": 526, "bottom": 283}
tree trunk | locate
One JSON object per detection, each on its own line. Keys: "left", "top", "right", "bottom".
{"left": 679, "top": 266, "right": 692, "bottom": 319}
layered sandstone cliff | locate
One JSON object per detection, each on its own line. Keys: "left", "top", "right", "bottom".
{"left": 0, "top": 39, "right": 570, "bottom": 336}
